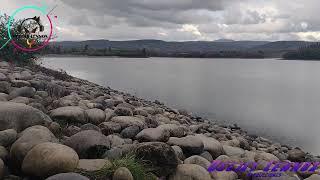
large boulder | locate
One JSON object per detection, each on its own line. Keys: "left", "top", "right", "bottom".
{"left": 195, "top": 134, "right": 224, "bottom": 158}
{"left": 254, "top": 151, "right": 280, "bottom": 162}
{"left": 167, "top": 136, "right": 204, "bottom": 156}
{"left": 85, "top": 108, "right": 106, "bottom": 125}
{"left": 113, "top": 167, "right": 134, "bottom": 180}
{"left": 158, "top": 124, "right": 187, "bottom": 138}
{"left": 120, "top": 126, "right": 140, "bottom": 139}
{"left": 223, "top": 145, "right": 245, "bottom": 158}
{"left": 64, "top": 130, "right": 110, "bottom": 158}
{"left": 22, "top": 142, "right": 79, "bottom": 177}
{"left": 9, "top": 87, "right": 36, "bottom": 99}
{"left": 135, "top": 142, "right": 179, "bottom": 177}
{"left": 111, "top": 116, "right": 145, "bottom": 129}
{"left": 46, "top": 173, "right": 89, "bottom": 180}
{"left": 0, "top": 129, "right": 17, "bottom": 147}
{"left": 288, "top": 148, "right": 306, "bottom": 162}
{"left": 10, "top": 126, "right": 58, "bottom": 167}
{"left": 184, "top": 155, "right": 211, "bottom": 169}
{"left": 0, "top": 102, "right": 52, "bottom": 132}
{"left": 135, "top": 127, "right": 170, "bottom": 142}
{"left": 50, "top": 106, "right": 87, "bottom": 123}
{"left": 168, "top": 164, "right": 212, "bottom": 180}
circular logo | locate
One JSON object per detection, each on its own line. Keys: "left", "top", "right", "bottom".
{"left": 7, "top": 6, "right": 53, "bottom": 52}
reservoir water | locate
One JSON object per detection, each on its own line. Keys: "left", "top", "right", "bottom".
{"left": 43, "top": 57, "right": 320, "bottom": 155}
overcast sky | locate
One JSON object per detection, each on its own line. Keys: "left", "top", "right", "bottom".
{"left": 1, "top": 0, "right": 319, "bottom": 41}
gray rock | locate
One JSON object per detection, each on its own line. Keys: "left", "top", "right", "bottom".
{"left": 158, "top": 124, "right": 187, "bottom": 138}
{"left": 211, "top": 171, "right": 238, "bottom": 180}
{"left": 168, "top": 164, "right": 212, "bottom": 180}
{"left": 195, "top": 134, "right": 224, "bottom": 158}
{"left": 133, "top": 108, "right": 149, "bottom": 117}
{"left": 111, "top": 116, "right": 145, "bottom": 129}
{"left": 103, "top": 147, "right": 123, "bottom": 160}
{"left": 64, "top": 130, "right": 110, "bottom": 159}
{"left": 167, "top": 136, "right": 204, "bottom": 156}
{"left": 136, "top": 127, "right": 170, "bottom": 142}
{"left": 0, "top": 62, "right": 9, "bottom": 68}
{"left": 254, "top": 151, "right": 280, "bottom": 162}
{"left": 28, "top": 102, "right": 47, "bottom": 113}
{"left": 184, "top": 155, "right": 211, "bottom": 169}
{"left": 0, "top": 102, "right": 52, "bottom": 132}
{"left": 46, "top": 173, "right": 89, "bottom": 180}
{"left": 120, "top": 126, "right": 140, "bottom": 139}
{"left": 49, "top": 122, "right": 61, "bottom": 135}
{"left": 106, "top": 135, "right": 126, "bottom": 148}
{"left": 22, "top": 142, "right": 79, "bottom": 177}
{"left": 288, "top": 148, "right": 306, "bottom": 162}
{"left": 80, "top": 123, "right": 101, "bottom": 132}
{"left": 0, "top": 146, "right": 8, "bottom": 161}
{"left": 305, "top": 174, "right": 320, "bottom": 180}
{"left": 10, "top": 96, "right": 29, "bottom": 104}
{"left": 104, "top": 109, "right": 115, "bottom": 121}
{"left": 9, "top": 87, "right": 35, "bottom": 99}
{"left": 18, "top": 71, "right": 33, "bottom": 80}
{"left": 0, "top": 159, "right": 4, "bottom": 180}
{"left": 172, "top": 145, "right": 185, "bottom": 160}
{"left": 10, "top": 126, "right": 58, "bottom": 168}
{"left": 63, "top": 125, "right": 81, "bottom": 137}
{"left": 11, "top": 80, "right": 31, "bottom": 87}
{"left": 135, "top": 142, "right": 178, "bottom": 177}
{"left": 0, "top": 73, "right": 7, "bottom": 81}
{"left": 99, "top": 122, "right": 122, "bottom": 135}
{"left": 0, "top": 129, "right": 17, "bottom": 147}
{"left": 113, "top": 167, "right": 134, "bottom": 180}
{"left": 154, "top": 114, "right": 171, "bottom": 124}
{"left": 50, "top": 106, "right": 87, "bottom": 123}
{"left": 200, "top": 151, "right": 213, "bottom": 162}
{"left": 223, "top": 145, "right": 245, "bottom": 158}
{"left": 0, "top": 93, "right": 8, "bottom": 101}
{"left": 77, "top": 159, "right": 111, "bottom": 172}
{"left": 85, "top": 108, "right": 106, "bottom": 125}
{"left": 0, "top": 81, "right": 11, "bottom": 94}
{"left": 114, "top": 107, "right": 133, "bottom": 116}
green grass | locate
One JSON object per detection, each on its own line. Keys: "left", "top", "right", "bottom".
{"left": 77, "top": 154, "right": 157, "bottom": 180}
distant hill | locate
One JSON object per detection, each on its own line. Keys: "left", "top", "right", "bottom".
{"left": 51, "top": 39, "right": 269, "bottom": 52}
{"left": 213, "top": 39, "right": 235, "bottom": 42}
{"left": 48, "top": 39, "right": 318, "bottom": 58}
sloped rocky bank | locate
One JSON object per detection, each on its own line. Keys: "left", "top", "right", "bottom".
{"left": 0, "top": 60, "right": 319, "bottom": 180}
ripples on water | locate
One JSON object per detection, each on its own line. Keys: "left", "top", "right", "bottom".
{"left": 43, "top": 57, "right": 320, "bottom": 155}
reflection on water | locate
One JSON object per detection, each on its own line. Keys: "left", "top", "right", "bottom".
{"left": 43, "top": 57, "right": 320, "bottom": 155}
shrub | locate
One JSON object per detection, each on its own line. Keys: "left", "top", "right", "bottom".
{"left": 0, "top": 14, "right": 40, "bottom": 65}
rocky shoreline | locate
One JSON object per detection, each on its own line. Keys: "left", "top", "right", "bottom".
{"left": 0, "top": 60, "right": 319, "bottom": 180}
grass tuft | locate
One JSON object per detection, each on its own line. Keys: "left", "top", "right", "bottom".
{"left": 77, "top": 154, "right": 157, "bottom": 180}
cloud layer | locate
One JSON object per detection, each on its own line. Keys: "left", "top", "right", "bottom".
{"left": 2, "top": 0, "right": 320, "bottom": 41}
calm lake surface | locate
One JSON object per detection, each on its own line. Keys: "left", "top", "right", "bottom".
{"left": 43, "top": 57, "right": 320, "bottom": 155}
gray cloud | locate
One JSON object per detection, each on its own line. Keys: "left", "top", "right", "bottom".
{"left": 2, "top": 0, "right": 320, "bottom": 41}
